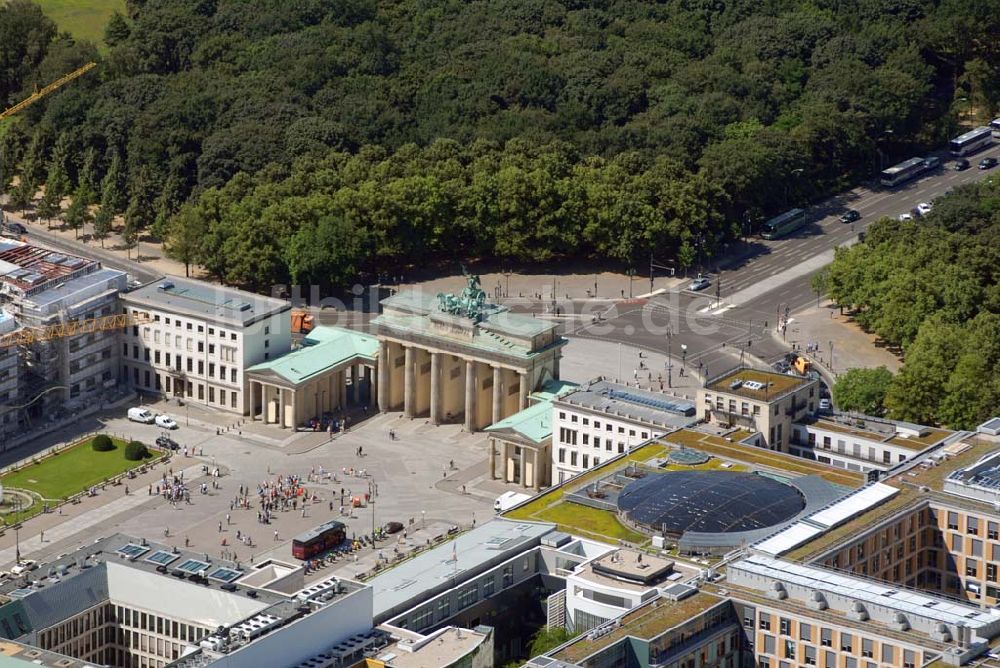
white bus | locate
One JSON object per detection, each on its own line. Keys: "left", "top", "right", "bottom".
{"left": 991, "top": 118, "right": 1000, "bottom": 138}
{"left": 949, "top": 126, "right": 993, "bottom": 156}
{"left": 880, "top": 157, "right": 926, "bottom": 188}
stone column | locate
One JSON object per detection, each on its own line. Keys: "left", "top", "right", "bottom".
{"left": 430, "top": 352, "right": 441, "bottom": 425}
{"left": 350, "top": 364, "right": 359, "bottom": 405}
{"left": 250, "top": 381, "right": 258, "bottom": 421}
{"left": 290, "top": 390, "right": 298, "bottom": 430}
{"left": 519, "top": 372, "right": 529, "bottom": 410}
{"left": 533, "top": 449, "right": 541, "bottom": 491}
{"left": 501, "top": 441, "right": 509, "bottom": 482}
{"left": 365, "top": 366, "right": 375, "bottom": 408}
{"left": 377, "top": 341, "right": 389, "bottom": 412}
{"left": 278, "top": 388, "right": 285, "bottom": 428}
{"left": 403, "top": 347, "right": 416, "bottom": 418}
{"left": 520, "top": 447, "right": 528, "bottom": 488}
{"left": 492, "top": 366, "right": 503, "bottom": 425}
{"left": 464, "top": 360, "right": 477, "bottom": 432}
{"left": 489, "top": 438, "right": 496, "bottom": 479}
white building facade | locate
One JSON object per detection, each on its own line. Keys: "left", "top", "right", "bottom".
{"left": 120, "top": 277, "right": 291, "bottom": 415}
{"left": 551, "top": 380, "right": 697, "bottom": 484}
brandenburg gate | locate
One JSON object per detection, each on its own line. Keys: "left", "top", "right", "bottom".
{"left": 372, "top": 275, "right": 565, "bottom": 431}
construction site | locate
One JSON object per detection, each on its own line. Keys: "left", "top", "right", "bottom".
{"left": 0, "top": 237, "right": 128, "bottom": 446}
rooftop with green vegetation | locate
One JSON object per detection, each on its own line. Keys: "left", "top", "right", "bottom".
{"left": 785, "top": 437, "right": 998, "bottom": 562}
{"left": 552, "top": 591, "right": 724, "bottom": 664}
{"left": 807, "top": 417, "right": 952, "bottom": 451}
{"left": 661, "top": 429, "right": 864, "bottom": 488}
{"left": 705, "top": 368, "right": 813, "bottom": 402}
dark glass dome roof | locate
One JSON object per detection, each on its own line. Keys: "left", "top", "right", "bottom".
{"left": 617, "top": 471, "right": 804, "bottom": 535}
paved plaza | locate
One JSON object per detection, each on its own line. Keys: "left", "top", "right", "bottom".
{"left": 0, "top": 396, "right": 501, "bottom": 581}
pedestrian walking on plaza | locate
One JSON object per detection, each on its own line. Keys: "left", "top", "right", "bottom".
{"left": 328, "top": 423, "right": 333, "bottom": 441}
{"left": 218, "top": 522, "right": 223, "bottom": 533}
{"left": 226, "top": 513, "right": 231, "bottom": 525}
{"left": 273, "top": 530, "right": 279, "bottom": 541}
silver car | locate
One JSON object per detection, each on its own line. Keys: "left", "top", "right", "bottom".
{"left": 689, "top": 276, "right": 711, "bottom": 291}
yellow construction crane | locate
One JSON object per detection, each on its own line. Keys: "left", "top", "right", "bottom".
{"left": 0, "top": 311, "right": 150, "bottom": 349}
{"left": 0, "top": 61, "right": 97, "bottom": 123}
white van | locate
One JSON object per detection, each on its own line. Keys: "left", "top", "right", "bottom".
{"left": 127, "top": 407, "right": 156, "bottom": 424}
{"left": 494, "top": 491, "right": 531, "bottom": 513}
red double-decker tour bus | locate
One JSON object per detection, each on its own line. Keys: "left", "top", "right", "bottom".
{"left": 291, "top": 520, "right": 346, "bottom": 560}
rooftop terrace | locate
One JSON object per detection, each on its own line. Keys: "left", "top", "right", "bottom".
{"left": 551, "top": 591, "right": 724, "bottom": 664}
{"left": 807, "top": 416, "right": 952, "bottom": 452}
{"left": 705, "top": 367, "right": 813, "bottom": 402}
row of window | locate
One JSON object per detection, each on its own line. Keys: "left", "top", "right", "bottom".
{"left": 124, "top": 365, "right": 240, "bottom": 409}
{"left": 131, "top": 310, "right": 250, "bottom": 342}
{"left": 557, "top": 412, "right": 649, "bottom": 438}
{"left": 557, "top": 449, "right": 604, "bottom": 468}
{"left": 756, "top": 613, "right": 917, "bottom": 667}
{"left": 124, "top": 345, "right": 242, "bottom": 382}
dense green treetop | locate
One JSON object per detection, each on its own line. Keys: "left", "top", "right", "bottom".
{"left": 1, "top": 0, "right": 998, "bottom": 285}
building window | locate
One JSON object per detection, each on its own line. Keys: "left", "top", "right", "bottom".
{"left": 840, "top": 633, "right": 852, "bottom": 652}
{"left": 570, "top": 451, "right": 577, "bottom": 467}
{"left": 820, "top": 629, "right": 832, "bottom": 647}
{"left": 969, "top": 517, "right": 979, "bottom": 535}
{"left": 967, "top": 560, "right": 978, "bottom": 577}
{"left": 988, "top": 564, "right": 997, "bottom": 582}
{"left": 779, "top": 618, "right": 790, "bottom": 635}
{"left": 948, "top": 512, "right": 959, "bottom": 530}
{"left": 558, "top": 449, "right": 565, "bottom": 464}
{"left": 799, "top": 623, "right": 811, "bottom": 642}
{"left": 759, "top": 613, "right": 771, "bottom": 631}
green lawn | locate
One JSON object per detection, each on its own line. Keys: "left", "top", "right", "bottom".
{"left": 36, "top": 0, "right": 125, "bottom": 46}
{"left": 2, "top": 436, "right": 147, "bottom": 502}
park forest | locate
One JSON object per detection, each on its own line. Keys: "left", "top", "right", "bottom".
{"left": 0, "top": 0, "right": 998, "bottom": 289}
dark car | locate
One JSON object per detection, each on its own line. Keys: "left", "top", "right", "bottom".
{"left": 922, "top": 156, "right": 941, "bottom": 170}
{"left": 1, "top": 222, "right": 26, "bottom": 236}
{"left": 953, "top": 158, "right": 970, "bottom": 171}
{"left": 979, "top": 157, "right": 998, "bottom": 170}
{"left": 838, "top": 209, "right": 860, "bottom": 224}
{"left": 156, "top": 435, "right": 179, "bottom": 450}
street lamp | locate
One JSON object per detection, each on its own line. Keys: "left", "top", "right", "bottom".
{"left": 666, "top": 325, "right": 673, "bottom": 389}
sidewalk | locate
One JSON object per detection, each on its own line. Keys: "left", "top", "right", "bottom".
{"left": 784, "top": 302, "right": 902, "bottom": 375}
{"left": 0, "top": 461, "right": 205, "bottom": 567}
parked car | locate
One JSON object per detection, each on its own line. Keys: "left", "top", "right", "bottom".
{"left": 127, "top": 407, "right": 156, "bottom": 424}
{"left": 916, "top": 202, "right": 933, "bottom": 216}
{"left": 898, "top": 212, "right": 913, "bottom": 222}
{"left": 155, "top": 414, "right": 178, "bottom": 430}
{"left": 818, "top": 398, "right": 832, "bottom": 413}
{"left": 953, "top": 158, "right": 970, "bottom": 171}
{"left": 922, "top": 156, "right": 941, "bottom": 170}
{"left": 688, "top": 276, "right": 711, "bottom": 291}
{"left": 156, "top": 434, "right": 180, "bottom": 450}
{"left": 979, "top": 157, "right": 998, "bottom": 170}
{"left": 2, "top": 222, "right": 26, "bottom": 235}
{"left": 838, "top": 209, "right": 860, "bottom": 224}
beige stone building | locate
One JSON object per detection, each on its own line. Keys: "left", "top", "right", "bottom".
{"left": 697, "top": 366, "right": 818, "bottom": 450}
{"left": 246, "top": 326, "right": 378, "bottom": 429}
{"left": 372, "top": 283, "right": 565, "bottom": 432}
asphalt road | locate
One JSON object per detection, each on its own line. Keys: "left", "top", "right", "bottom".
{"left": 12, "top": 144, "right": 1000, "bottom": 376}
{"left": 569, "top": 145, "right": 1000, "bottom": 373}
{"left": 9, "top": 222, "right": 162, "bottom": 284}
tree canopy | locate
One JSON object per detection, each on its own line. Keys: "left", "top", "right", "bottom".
{"left": 2, "top": 0, "right": 998, "bottom": 287}
{"left": 826, "top": 179, "right": 1000, "bottom": 428}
